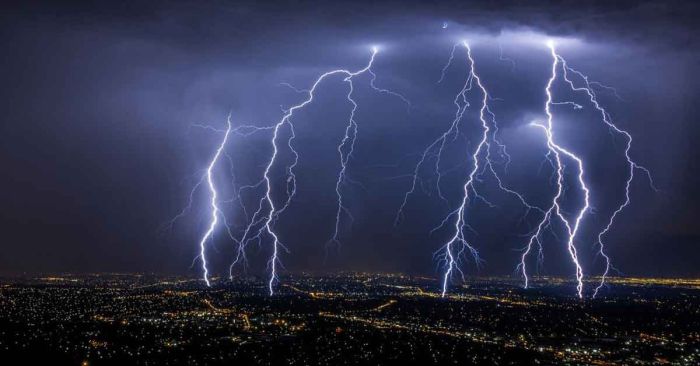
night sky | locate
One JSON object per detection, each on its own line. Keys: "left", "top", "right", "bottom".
{"left": 1, "top": 0, "right": 698, "bottom": 279}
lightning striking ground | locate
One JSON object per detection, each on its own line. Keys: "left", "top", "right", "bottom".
{"left": 395, "top": 42, "right": 540, "bottom": 297}
{"left": 197, "top": 115, "right": 233, "bottom": 286}
{"left": 233, "top": 47, "right": 407, "bottom": 295}
{"left": 518, "top": 42, "right": 589, "bottom": 298}
{"left": 557, "top": 47, "right": 655, "bottom": 298}
{"left": 436, "top": 42, "right": 494, "bottom": 297}
{"left": 174, "top": 39, "right": 654, "bottom": 298}
{"left": 166, "top": 120, "right": 276, "bottom": 286}
{"left": 517, "top": 41, "right": 655, "bottom": 298}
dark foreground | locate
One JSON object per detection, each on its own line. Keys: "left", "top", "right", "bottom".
{"left": 0, "top": 274, "right": 698, "bottom": 365}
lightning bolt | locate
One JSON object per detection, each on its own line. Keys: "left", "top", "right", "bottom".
{"left": 175, "top": 39, "right": 653, "bottom": 298}
{"left": 556, "top": 48, "right": 656, "bottom": 298}
{"left": 395, "top": 42, "right": 540, "bottom": 297}
{"left": 165, "top": 119, "right": 275, "bottom": 286}
{"left": 519, "top": 42, "right": 589, "bottom": 298}
{"left": 233, "top": 47, "right": 406, "bottom": 295}
{"left": 197, "top": 115, "right": 233, "bottom": 286}
{"left": 436, "top": 42, "right": 494, "bottom": 297}
{"left": 518, "top": 41, "right": 655, "bottom": 298}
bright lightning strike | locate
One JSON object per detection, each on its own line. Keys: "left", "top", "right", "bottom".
{"left": 520, "top": 42, "right": 589, "bottom": 298}
{"left": 174, "top": 38, "right": 654, "bottom": 298}
{"left": 557, "top": 47, "right": 656, "bottom": 298}
{"left": 518, "top": 41, "right": 654, "bottom": 298}
{"left": 165, "top": 120, "right": 274, "bottom": 286}
{"left": 517, "top": 43, "right": 590, "bottom": 298}
{"left": 395, "top": 42, "right": 540, "bottom": 297}
{"left": 234, "top": 47, "right": 407, "bottom": 295}
{"left": 437, "top": 42, "right": 493, "bottom": 297}
{"left": 197, "top": 115, "right": 233, "bottom": 286}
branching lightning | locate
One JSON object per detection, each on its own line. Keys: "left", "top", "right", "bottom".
{"left": 197, "top": 115, "right": 233, "bottom": 286}
{"left": 518, "top": 41, "right": 653, "bottom": 298}
{"left": 166, "top": 120, "right": 275, "bottom": 286}
{"left": 232, "top": 47, "right": 407, "bottom": 295}
{"left": 518, "top": 43, "right": 588, "bottom": 298}
{"left": 172, "top": 38, "right": 654, "bottom": 298}
{"left": 557, "top": 47, "right": 655, "bottom": 298}
{"left": 395, "top": 42, "right": 541, "bottom": 297}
